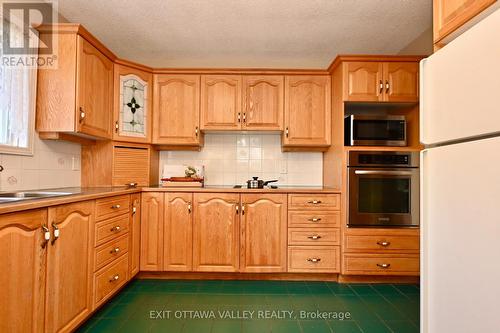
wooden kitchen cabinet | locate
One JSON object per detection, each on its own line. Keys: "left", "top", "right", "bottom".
{"left": 242, "top": 75, "right": 284, "bottom": 130}
{"left": 45, "top": 201, "right": 94, "bottom": 333}
{"left": 240, "top": 194, "right": 287, "bottom": 272}
{"left": 0, "top": 209, "right": 48, "bottom": 333}
{"left": 140, "top": 192, "right": 164, "bottom": 271}
{"left": 201, "top": 75, "right": 242, "bottom": 130}
{"left": 37, "top": 26, "right": 114, "bottom": 141}
{"left": 129, "top": 193, "right": 141, "bottom": 277}
{"left": 384, "top": 62, "right": 419, "bottom": 102}
{"left": 164, "top": 193, "right": 193, "bottom": 271}
{"left": 283, "top": 75, "right": 331, "bottom": 147}
{"left": 193, "top": 193, "right": 240, "bottom": 272}
{"left": 433, "top": 0, "right": 498, "bottom": 45}
{"left": 113, "top": 64, "right": 153, "bottom": 143}
{"left": 153, "top": 75, "right": 202, "bottom": 146}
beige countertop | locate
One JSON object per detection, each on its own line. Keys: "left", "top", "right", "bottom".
{"left": 142, "top": 185, "right": 341, "bottom": 194}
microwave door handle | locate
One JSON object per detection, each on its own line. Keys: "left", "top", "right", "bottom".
{"left": 354, "top": 170, "right": 414, "bottom": 176}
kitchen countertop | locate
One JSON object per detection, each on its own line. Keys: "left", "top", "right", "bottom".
{"left": 0, "top": 185, "right": 340, "bottom": 215}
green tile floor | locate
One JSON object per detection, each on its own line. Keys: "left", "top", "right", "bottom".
{"left": 77, "top": 279, "right": 419, "bottom": 333}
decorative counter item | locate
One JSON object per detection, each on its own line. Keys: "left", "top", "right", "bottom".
{"left": 161, "top": 164, "right": 205, "bottom": 187}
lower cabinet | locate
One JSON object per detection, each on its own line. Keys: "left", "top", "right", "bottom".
{"left": 193, "top": 193, "right": 240, "bottom": 272}
{"left": 140, "top": 192, "right": 164, "bottom": 271}
{"left": 240, "top": 194, "right": 287, "bottom": 272}
{"left": 129, "top": 193, "right": 141, "bottom": 277}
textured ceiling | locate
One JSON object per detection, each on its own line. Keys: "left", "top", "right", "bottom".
{"left": 57, "top": 0, "right": 432, "bottom": 68}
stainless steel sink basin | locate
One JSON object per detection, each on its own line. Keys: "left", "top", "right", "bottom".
{"left": 0, "top": 191, "right": 74, "bottom": 202}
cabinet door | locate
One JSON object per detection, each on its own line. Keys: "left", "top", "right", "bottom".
{"left": 193, "top": 193, "right": 240, "bottom": 272}
{"left": 384, "top": 62, "right": 419, "bottom": 102}
{"left": 284, "top": 75, "right": 331, "bottom": 146}
{"left": 240, "top": 194, "right": 287, "bottom": 272}
{"left": 45, "top": 201, "right": 94, "bottom": 333}
{"left": 343, "top": 62, "right": 384, "bottom": 102}
{"left": 164, "top": 193, "right": 193, "bottom": 271}
{"left": 0, "top": 210, "right": 47, "bottom": 333}
{"left": 77, "top": 37, "right": 113, "bottom": 139}
{"left": 242, "top": 75, "right": 284, "bottom": 130}
{"left": 433, "top": 0, "right": 497, "bottom": 43}
{"left": 113, "top": 64, "right": 152, "bottom": 143}
{"left": 129, "top": 193, "right": 141, "bottom": 277}
{"left": 140, "top": 192, "right": 164, "bottom": 271}
{"left": 201, "top": 75, "right": 242, "bottom": 130}
{"left": 153, "top": 75, "right": 201, "bottom": 145}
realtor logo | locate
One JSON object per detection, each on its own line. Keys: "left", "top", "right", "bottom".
{"left": 1, "top": 0, "right": 58, "bottom": 68}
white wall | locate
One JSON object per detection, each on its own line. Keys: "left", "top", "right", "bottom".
{"left": 160, "top": 133, "right": 323, "bottom": 186}
{"left": 0, "top": 135, "right": 81, "bottom": 191}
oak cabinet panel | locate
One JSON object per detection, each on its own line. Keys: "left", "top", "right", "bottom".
{"left": 384, "top": 62, "right": 419, "bottom": 102}
{"left": 129, "top": 193, "right": 141, "bottom": 277}
{"left": 45, "top": 201, "right": 94, "bottom": 333}
{"left": 153, "top": 75, "right": 201, "bottom": 145}
{"left": 164, "top": 193, "right": 193, "bottom": 271}
{"left": 240, "top": 194, "right": 287, "bottom": 273}
{"left": 288, "top": 246, "right": 340, "bottom": 273}
{"left": 242, "top": 75, "right": 284, "bottom": 130}
{"left": 140, "top": 192, "right": 164, "bottom": 271}
{"left": 77, "top": 37, "right": 113, "bottom": 139}
{"left": 344, "top": 62, "right": 384, "bottom": 102}
{"left": 283, "top": 75, "right": 331, "bottom": 147}
{"left": 201, "top": 75, "right": 242, "bottom": 130}
{"left": 343, "top": 254, "right": 420, "bottom": 276}
{"left": 0, "top": 210, "right": 48, "bottom": 333}
{"left": 193, "top": 193, "right": 240, "bottom": 272}
{"left": 93, "top": 255, "right": 129, "bottom": 307}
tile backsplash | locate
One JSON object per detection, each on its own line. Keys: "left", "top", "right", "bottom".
{"left": 0, "top": 135, "right": 81, "bottom": 191}
{"left": 159, "top": 134, "right": 323, "bottom": 186}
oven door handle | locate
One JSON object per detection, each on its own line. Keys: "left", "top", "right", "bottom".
{"left": 354, "top": 170, "right": 414, "bottom": 176}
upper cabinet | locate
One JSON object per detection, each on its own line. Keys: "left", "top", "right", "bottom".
{"left": 433, "top": 0, "right": 498, "bottom": 46}
{"left": 37, "top": 26, "right": 114, "bottom": 141}
{"left": 283, "top": 75, "right": 331, "bottom": 148}
{"left": 153, "top": 75, "right": 201, "bottom": 146}
{"left": 343, "top": 62, "right": 419, "bottom": 103}
{"left": 114, "top": 64, "right": 152, "bottom": 143}
{"left": 201, "top": 75, "right": 242, "bottom": 130}
{"left": 242, "top": 75, "right": 284, "bottom": 130}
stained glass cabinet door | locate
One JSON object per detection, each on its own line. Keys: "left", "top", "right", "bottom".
{"left": 113, "top": 64, "right": 152, "bottom": 143}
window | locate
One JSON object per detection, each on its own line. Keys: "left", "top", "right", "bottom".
{"left": 0, "top": 18, "right": 37, "bottom": 155}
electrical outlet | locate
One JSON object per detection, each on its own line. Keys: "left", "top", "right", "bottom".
{"left": 71, "top": 157, "right": 81, "bottom": 171}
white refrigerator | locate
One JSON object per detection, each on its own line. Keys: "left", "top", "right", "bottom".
{"left": 420, "top": 8, "right": 500, "bottom": 333}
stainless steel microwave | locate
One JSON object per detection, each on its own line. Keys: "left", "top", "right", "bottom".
{"left": 344, "top": 115, "right": 407, "bottom": 146}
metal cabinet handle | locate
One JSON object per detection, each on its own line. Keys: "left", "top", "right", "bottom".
{"left": 195, "top": 126, "right": 199, "bottom": 137}
{"left": 376, "top": 241, "right": 391, "bottom": 247}
{"left": 51, "top": 223, "right": 60, "bottom": 244}
{"left": 308, "top": 217, "right": 322, "bottom": 222}
{"left": 385, "top": 80, "right": 389, "bottom": 94}
{"left": 379, "top": 80, "right": 383, "bottom": 94}
{"left": 132, "top": 206, "right": 137, "bottom": 214}
{"left": 237, "top": 112, "right": 241, "bottom": 123}
{"left": 285, "top": 127, "right": 289, "bottom": 138}
{"left": 307, "top": 258, "right": 321, "bottom": 263}
{"left": 236, "top": 205, "right": 239, "bottom": 214}
{"left": 241, "top": 204, "right": 245, "bottom": 215}
{"left": 109, "top": 275, "right": 120, "bottom": 282}
{"left": 188, "top": 202, "right": 192, "bottom": 214}
{"left": 79, "top": 107, "right": 85, "bottom": 122}
{"left": 126, "top": 182, "right": 138, "bottom": 188}
{"left": 115, "top": 121, "right": 119, "bottom": 133}
{"left": 307, "top": 200, "right": 322, "bottom": 204}
{"left": 42, "top": 225, "right": 50, "bottom": 248}
{"left": 0, "top": 165, "right": 4, "bottom": 172}
{"left": 377, "top": 263, "right": 391, "bottom": 269}
{"left": 110, "top": 247, "right": 120, "bottom": 254}
{"left": 243, "top": 113, "right": 246, "bottom": 123}
{"left": 110, "top": 226, "right": 121, "bottom": 232}
{"left": 111, "top": 204, "right": 121, "bottom": 209}
{"left": 308, "top": 235, "right": 322, "bottom": 240}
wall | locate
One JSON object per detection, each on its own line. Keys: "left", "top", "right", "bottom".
{"left": 0, "top": 135, "right": 81, "bottom": 191}
{"left": 398, "top": 27, "right": 433, "bottom": 56}
{"left": 160, "top": 134, "right": 323, "bottom": 186}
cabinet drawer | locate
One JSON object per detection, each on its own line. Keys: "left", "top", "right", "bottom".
{"left": 95, "top": 215, "right": 129, "bottom": 247}
{"left": 345, "top": 234, "right": 419, "bottom": 253}
{"left": 288, "top": 194, "right": 340, "bottom": 211}
{"left": 343, "top": 254, "right": 419, "bottom": 276}
{"left": 287, "top": 246, "right": 340, "bottom": 273}
{"left": 94, "top": 234, "right": 129, "bottom": 271}
{"left": 94, "top": 256, "right": 128, "bottom": 307}
{"left": 288, "top": 211, "right": 340, "bottom": 228}
{"left": 288, "top": 228, "right": 340, "bottom": 246}
{"left": 95, "top": 195, "right": 130, "bottom": 221}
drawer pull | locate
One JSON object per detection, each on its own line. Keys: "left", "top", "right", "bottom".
{"left": 110, "top": 247, "right": 120, "bottom": 254}
{"left": 307, "top": 235, "right": 322, "bottom": 240}
{"left": 308, "top": 217, "right": 322, "bottom": 222}
{"left": 111, "top": 204, "right": 121, "bottom": 209}
{"left": 307, "top": 258, "right": 321, "bottom": 263}
{"left": 110, "top": 226, "right": 121, "bottom": 232}
{"left": 307, "top": 200, "right": 322, "bottom": 204}
{"left": 109, "top": 274, "right": 120, "bottom": 282}
{"left": 377, "top": 263, "right": 391, "bottom": 269}
{"left": 377, "top": 241, "right": 391, "bottom": 247}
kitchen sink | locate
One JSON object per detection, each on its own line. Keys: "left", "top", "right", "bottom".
{"left": 0, "top": 191, "right": 75, "bottom": 202}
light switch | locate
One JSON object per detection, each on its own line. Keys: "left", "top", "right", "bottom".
{"left": 71, "top": 157, "right": 80, "bottom": 171}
